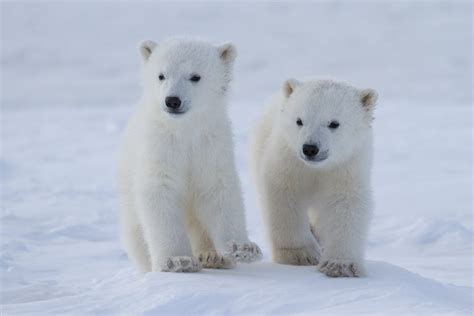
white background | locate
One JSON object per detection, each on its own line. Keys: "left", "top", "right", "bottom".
{"left": 1, "top": 1, "right": 472, "bottom": 314}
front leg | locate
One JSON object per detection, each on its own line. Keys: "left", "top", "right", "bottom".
{"left": 194, "top": 170, "right": 261, "bottom": 263}
{"left": 195, "top": 183, "right": 262, "bottom": 263}
{"left": 185, "top": 212, "right": 235, "bottom": 269}
{"left": 261, "top": 179, "right": 321, "bottom": 266}
{"left": 136, "top": 179, "right": 201, "bottom": 273}
{"left": 192, "top": 128, "right": 262, "bottom": 263}
{"left": 315, "top": 197, "right": 371, "bottom": 277}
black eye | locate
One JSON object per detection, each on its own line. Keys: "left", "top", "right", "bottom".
{"left": 190, "top": 74, "right": 201, "bottom": 82}
{"left": 328, "top": 121, "right": 340, "bottom": 129}
{"left": 296, "top": 118, "right": 303, "bottom": 126}
{"left": 158, "top": 74, "right": 165, "bottom": 81}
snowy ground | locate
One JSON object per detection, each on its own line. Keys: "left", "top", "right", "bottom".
{"left": 1, "top": 1, "right": 472, "bottom": 315}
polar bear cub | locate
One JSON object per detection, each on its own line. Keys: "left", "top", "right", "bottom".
{"left": 119, "top": 39, "right": 261, "bottom": 273}
{"left": 250, "top": 79, "right": 377, "bottom": 277}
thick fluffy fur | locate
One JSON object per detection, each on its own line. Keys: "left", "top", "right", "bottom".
{"left": 250, "top": 79, "right": 377, "bottom": 277}
{"left": 119, "top": 39, "right": 261, "bottom": 273}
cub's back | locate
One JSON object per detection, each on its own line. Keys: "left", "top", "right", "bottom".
{"left": 118, "top": 102, "right": 148, "bottom": 189}
{"left": 249, "top": 95, "right": 280, "bottom": 182}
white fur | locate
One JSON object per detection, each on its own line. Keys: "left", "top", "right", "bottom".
{"left": 250, "top": 79, "right": 377, "bottom": 277}
{"left": 119, "top": 39, "right": 261, "bottom": 273}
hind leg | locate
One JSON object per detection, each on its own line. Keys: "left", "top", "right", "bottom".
{"left": 119, "top": 180, "right": 152, "bottom": 273}
{"left": 185, "top": 211, "right": 234, "bottom": 269}
{"left": 121, "top": 222, "right": 152, "bottom": 273}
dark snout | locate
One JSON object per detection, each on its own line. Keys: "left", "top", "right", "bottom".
{"left": 164, "top": 96, "right": 186, "bottom": 115}
{"left": 301, "top": 143, "right": 328, "bottom": 164}
{"left": 165, "top": 96, "right": 182, "bottom": 110}
{"left": 302, "top": 144, "right": 319, "bottom": 158}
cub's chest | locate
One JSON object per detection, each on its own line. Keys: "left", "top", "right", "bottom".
{"left": 188, "top": 131, "right": 225, "bottom": 165}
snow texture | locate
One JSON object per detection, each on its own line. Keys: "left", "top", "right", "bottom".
{"left": 1, "top": 1, "right": 472, "bottom": 315}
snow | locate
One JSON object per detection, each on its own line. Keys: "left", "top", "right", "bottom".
{"left": 1, "top": 1, "right": 472, "bottom": 315}
{"left": 2, "top": 262, "right": 472, "bottom": 315}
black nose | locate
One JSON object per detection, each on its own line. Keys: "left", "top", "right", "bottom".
{"left": 302, "top": 144, "right": 319, "bottom": 158}
{"left": 165, "top": 96, "right": 181, "bottom": 109}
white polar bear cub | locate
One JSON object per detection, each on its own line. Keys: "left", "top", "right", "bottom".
{"left": 250, "top": 79, "right": 377, "bottom": 277}
{"left": 119, "top": 39, "right": 261, "bottom": 273}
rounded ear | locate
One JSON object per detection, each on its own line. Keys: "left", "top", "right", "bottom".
{"left": 140, "top": 40, "right": 157, "bottom": 61}
{"left": 217, "top": 43, "right": 237, "bottom": 64}
{"left": 282, "top": 79, "right": 301, "bottom": 98}
{"left": 360, "top": 88, "right": 378, "bottom": 110}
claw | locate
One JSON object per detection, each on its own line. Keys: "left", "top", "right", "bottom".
{"left": 225, "top": 241, "right": 262, "bottom": 263}
{"left": 318, "top": 260, "right": 364, "bottom": 277}
{"left": 198, "top": 251, "right": 235, "bottom": 269}
{"left": 162, "top": 256, "right": 202, "bottom": 273}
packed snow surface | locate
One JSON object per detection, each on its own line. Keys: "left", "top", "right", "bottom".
{"left": 1, "top": 1, "right": 472, "bottom": 315}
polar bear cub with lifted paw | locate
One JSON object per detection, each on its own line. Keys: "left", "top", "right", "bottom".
{"left": 119, "top": 39, "right": 261, "bottom": 273}
{"left": 250, "top": 79, "right": 377, "bottom": 277}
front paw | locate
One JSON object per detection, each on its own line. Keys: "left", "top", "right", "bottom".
{"left": 273, "top": 247, "right": 320, "bottom": 266}
{"left": 225, "top": 241, "right": 262, "bottom": 263}
{"left": 317, "top": 259, "right": 365, "bottom": 277}
{"left": 162, "top": 256, "right": 202, "bottom": 273}
{"left": 198, "top": 251, "right": 235, "bottom": 269}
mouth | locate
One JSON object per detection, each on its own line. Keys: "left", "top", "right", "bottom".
{"left": 300, "top": 151, "right": 329, "bottom": 164}
{"left": 164, "top": 109, "right": 187, "bottom": 115}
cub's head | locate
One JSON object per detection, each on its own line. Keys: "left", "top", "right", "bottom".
{"left": 279, "top": 79, "right": 378, "bottom": 168}
{"left": 139, "top": 39, "right": 236, "bottom": 116}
